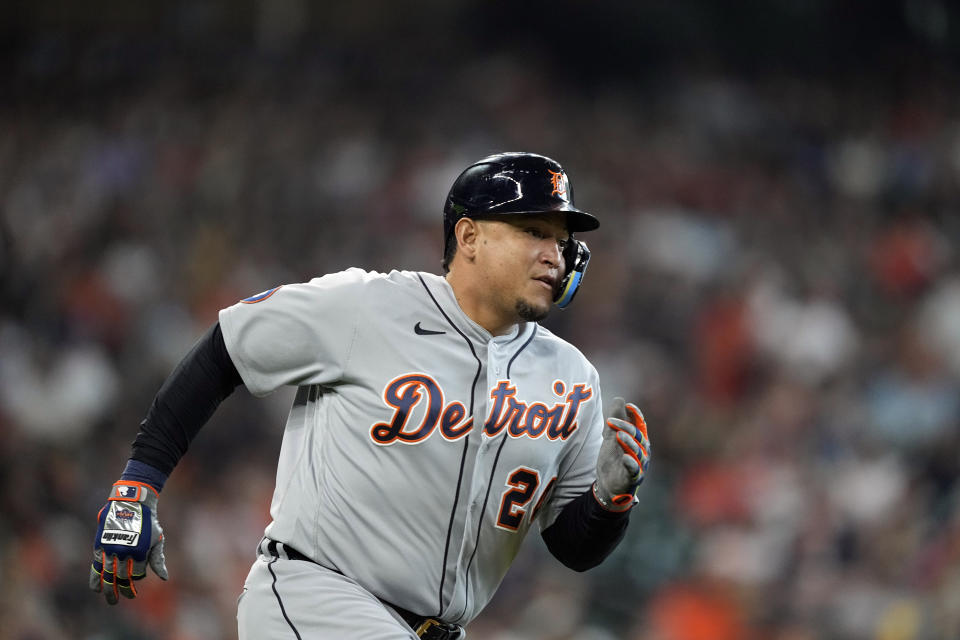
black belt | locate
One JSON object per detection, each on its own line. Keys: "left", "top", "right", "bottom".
{"left": 388, "top": 605, "right": 465, "bottom": 640}
{"left": 264, "top": 540, "right": 465, "bottom": 639}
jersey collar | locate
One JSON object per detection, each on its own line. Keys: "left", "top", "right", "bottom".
{"left": 421, "top": 272, "right": 532, "bottom": 346}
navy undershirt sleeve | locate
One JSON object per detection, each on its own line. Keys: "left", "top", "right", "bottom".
{"left": 541, "top": 488, "right": 631, "bottom": 571}
{"left": 126, "top": 322, "right": 243, "bottom": 489}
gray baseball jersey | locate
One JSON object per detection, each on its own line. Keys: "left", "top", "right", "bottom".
{"left": 219, "top": 268, "right": 604, "bottom": 626}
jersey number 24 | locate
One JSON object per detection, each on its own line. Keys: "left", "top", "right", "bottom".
{"left": 496, "top": 467, "right": 557, "bottom": 532}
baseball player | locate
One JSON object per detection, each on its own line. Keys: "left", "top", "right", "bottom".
{"left": 90, "top": 152, "right": 651, "bottom": 639}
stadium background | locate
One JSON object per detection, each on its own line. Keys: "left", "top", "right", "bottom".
{"left": 2, "top": 1, "right": 960, "bottom": 638}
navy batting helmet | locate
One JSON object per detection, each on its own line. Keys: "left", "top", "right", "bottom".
{"left": 442, "top": 152, "right": 598, "bottom": 308}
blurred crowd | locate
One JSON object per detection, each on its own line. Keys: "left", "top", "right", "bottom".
{"left": 3, "top": 10, "right": 960, "bottom": 640}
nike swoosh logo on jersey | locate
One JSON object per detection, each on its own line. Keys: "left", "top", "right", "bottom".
{"left": 414, "top": 322, "right": 445, "bottom": 336}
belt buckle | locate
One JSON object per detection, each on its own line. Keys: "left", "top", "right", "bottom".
{"left": 414, "top": 617, "right": 443, "bottom": 638}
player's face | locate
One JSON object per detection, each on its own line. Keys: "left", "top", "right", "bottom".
{"left": 475, "top": 213, "right": 569, "bottom": 324}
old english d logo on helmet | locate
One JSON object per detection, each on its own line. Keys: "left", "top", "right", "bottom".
{"left": 548, "top": 170, "right": 566, "bottom": 197}
{"left": 441, "top": 152, "right": 599, "bottom": 308}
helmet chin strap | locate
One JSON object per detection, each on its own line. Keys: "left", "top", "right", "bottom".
{"left": 554, "top": 239, "right": 591, "bottom": 309}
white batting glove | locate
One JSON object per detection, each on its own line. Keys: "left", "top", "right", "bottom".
{"left": 594, "top": 397, "right": 651, "bottom": 511}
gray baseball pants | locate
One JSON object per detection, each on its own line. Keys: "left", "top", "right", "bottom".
{"left": 237, "top": 541, "right": 418, "bottom": 639}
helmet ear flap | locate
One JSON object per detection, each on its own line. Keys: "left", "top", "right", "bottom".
{"left": 554, "top": 239, "right": 591, "bottom": 308}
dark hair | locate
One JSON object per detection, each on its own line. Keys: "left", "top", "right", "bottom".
{"left": 442, "top": 239, "right": 457, "bottom": 273}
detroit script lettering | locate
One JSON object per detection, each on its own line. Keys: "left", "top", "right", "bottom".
{"left": 370, "top": 374, "right": 593, "bottom": 445}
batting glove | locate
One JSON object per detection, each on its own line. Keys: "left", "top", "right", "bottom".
{"left": 594, "top": 397, "right": 651, "bottom": 512}
{"left": 89, "top": 480, "right": 168, "bottom": 604}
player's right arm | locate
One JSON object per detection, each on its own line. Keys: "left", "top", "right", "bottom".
{"left": 89, "top": 322, "right": 243, "bottom": 604}
{"left": 89, "top": 271, "right": 366, "bottom": 604}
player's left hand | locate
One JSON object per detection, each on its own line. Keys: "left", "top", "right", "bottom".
{"left": 594, "top": 397, "right": 650, "bottom": 511}
{"left": 89, "top": 480, "right": 168, "bottom": 604}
